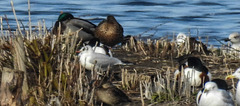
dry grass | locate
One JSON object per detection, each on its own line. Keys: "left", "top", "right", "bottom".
{"left": 1, "top": 23, "right": 240, "bottom": 106}
{"left": 0, "top": 2, "right": 240, "bottom": 105}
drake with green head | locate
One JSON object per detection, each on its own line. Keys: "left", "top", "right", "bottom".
{"left": 52, "top": 12, "right": 96, "bottom": 42}
{"left": 94, "top": 15, "right": 124, "bottom": 47}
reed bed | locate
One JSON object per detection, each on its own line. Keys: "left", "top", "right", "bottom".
{"left": 1, "top": 2, "right": 240, "bottom": 105}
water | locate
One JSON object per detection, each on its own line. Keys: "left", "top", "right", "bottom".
{"left": 1, "top": 0, "right": 240, "bottom": 46}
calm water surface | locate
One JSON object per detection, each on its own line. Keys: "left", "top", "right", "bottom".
{"left": 1, "top": 0, "right": 240, "bottom": 46}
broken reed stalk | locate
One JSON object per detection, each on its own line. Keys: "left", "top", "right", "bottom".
{"left": 4, "top": 15, "right": 13, "bottom": 37}
{"left": 58, "top": 53, "right": 64, "bottom": 96}
{"left": 0, "top": 67, "right": 24, "bottom": 106}
{"left": 121, "top": 69, "right": 126, "bottom": 89}
{"left": 10, "top": 1, "right": 23, "bottom": 37}
{"left": 155, "top": 40, "right": 159, "bottom": 57}
{"left": 12, "top": 37, "right": 29, "bottom": 101}
{"left": 0, "top": 16, "right": 3, "bottom": 36}
{"left": 78, "top": 63, "right": 83, "bottom": 101}
{"left": 38, "top": 20, "right": 42, "bottom": 38}
{"left": 142, "top": 81, "right": 152, "bottom": 100}
{"left": 140, "top": 81, "right": 145, "bottom": 106}
{"left": 43, "top": 19, "right": 47, "bottom": 35}
{"left": 131, "top": 36, "right": 137, "bottom": 52}
{"left": 28, "top": 0, "right": 32, "bottom": 40}
{"left": 138, "top": 42, "right": 147, "bottom": 55}
{"left": 166, "top": 68, "right": 173, "bottom": 101}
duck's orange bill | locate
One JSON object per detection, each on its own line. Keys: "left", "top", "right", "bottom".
{"left": 76, "top": 51, "right": 81, "bottom": 53}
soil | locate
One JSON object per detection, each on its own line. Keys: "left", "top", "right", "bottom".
{"left": 108, "top": 46, "right": 240, "bottom": 106}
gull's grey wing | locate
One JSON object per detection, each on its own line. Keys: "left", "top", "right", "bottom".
{"left": 89, "top": 53, "right": 123, "bottom": 67}
{"left": 220, "top": 91, "right": 234, "bottom": 105}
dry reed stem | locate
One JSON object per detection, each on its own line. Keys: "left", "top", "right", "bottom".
{"left": 166, "top": 68, "right": 173, "bottom": 100}
{"left": 28, "top": 0, "right": 32, "bottom": 40}
{"left": 1, "top": 4, "right": 240, "bottom": 105}
{"left": 140, "top": 81, "right": 145, "bottom": 106}
{"left": 12, "top": 37, "right": 29, "bottom": 100}
{"left": 0, "top": 17, "right": 3, "bottom": 36}
{"left": 10, "top": 1, "right": 23, "bottom": 37}
{"left": 38, "top": 20, "right": 42, "bottom": 38}
{"left": 138, "top": 42, "right": 147, "bottom": 55}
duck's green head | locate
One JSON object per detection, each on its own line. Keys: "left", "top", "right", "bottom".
{"left": 58, "top": 13, "right": 74, "bottom": 21}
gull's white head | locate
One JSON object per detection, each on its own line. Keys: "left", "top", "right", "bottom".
{"left": 204, "top": 82, "right": 218, "bottom": 92}
{"left": 229, "top": 32, "right": 240, "bottom": 44}
{"left": 226, "top": 67, "right": 240, "bottom": 82}
{"left": 77, "top": 45, "right": 93, "bottom": 56}
{"left": 176, "top": 33, "right": 187, "bottom": 46}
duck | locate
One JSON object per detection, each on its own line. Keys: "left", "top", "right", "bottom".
{"left": 174, "top": 56, "right": 212, "bottom": 87}
{"left": 52, "top": 12, "right": 96, "bottom": 42}
{"left": 226, "top": 67, "right": 240, "bottom": 105}
{"left": 95, "top": 82, "right": 131, "bottom": 105}
{"left": 87, "top": 38, "right": 113, "bottom": 57}
{"left": 77, "top": 45, "right": 126, "bottom": 71}
{"left": 196, "top": 81, "right": 234, "bottom": 106}
{"left": 224, "top": 32, "right": 240, "bottom": 52}
{"left": 94, "top": 15, "right": 124, "bottom": 47}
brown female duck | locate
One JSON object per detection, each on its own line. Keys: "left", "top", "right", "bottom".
{"left": 95, "top": 82, "right": 131, "bottom": 105}
{"left": 95, "top": 15, "right": 124, "bottom": 47}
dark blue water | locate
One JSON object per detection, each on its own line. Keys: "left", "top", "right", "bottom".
{"left": 1, "top": 0, "right": 240, "bottom": 46}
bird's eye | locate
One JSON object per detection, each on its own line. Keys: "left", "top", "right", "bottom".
{"left": 234, "top": 36, "right": 240, "bottom": 39}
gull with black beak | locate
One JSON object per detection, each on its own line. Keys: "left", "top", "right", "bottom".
{"left": 77, "top": 45, "right": 128, "bottom": 71}
{"left": 226, "top": 67, "right": 240, "bottom": 105}
{"left": 224, "top": 32, "right": 240, "bottom": 52}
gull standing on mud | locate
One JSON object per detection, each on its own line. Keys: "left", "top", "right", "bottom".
{"left": 174, "top": 56, "right": 212, "bottom": 87}
{"left": 77, "top": 45, "right": 126, "bottom": 71}
{"left": 226, "top": 67, "right": 240, "bottom": 105}
{"left": 196, "top": 81, "right": 234, "bottom": 106}
{"left": 52, "top": 12, "right": 96, "bottom": 42}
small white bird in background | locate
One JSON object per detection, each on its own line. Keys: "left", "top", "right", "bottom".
{"left": 196, "top": 81, "right": 234, "bottom": 106}
{"left": 77, "top": 45, "right": 126, "bottom": 71}
{"left": 224, "top": 32, "right": 240, "bottom": 52}
{"left": 226, "top": 67, "right": 240, "bottom": 106}
{"left": 175, "top": 32, "right": 211, "bottom": 55}
{"left": 176, "top": 32, "right": 187, "bottom": 46}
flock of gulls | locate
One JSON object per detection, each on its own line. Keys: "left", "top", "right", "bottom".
{"left": 52, "top": 12, "right": 240, "bottom": 105}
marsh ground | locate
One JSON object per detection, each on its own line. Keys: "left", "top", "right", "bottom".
{"left": 109, "top": 46, "right": 240, "bottom": 106}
